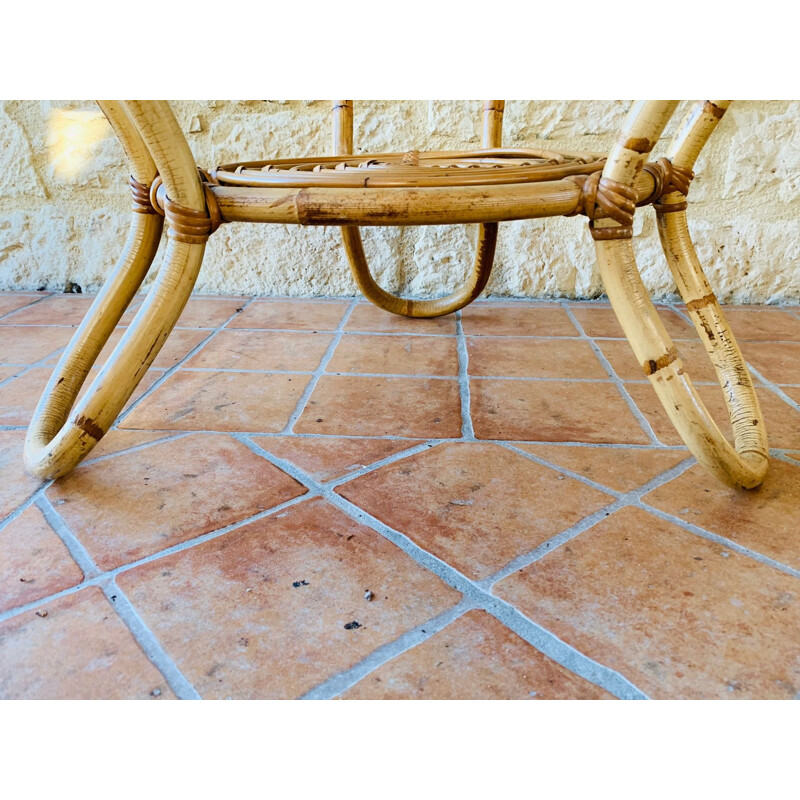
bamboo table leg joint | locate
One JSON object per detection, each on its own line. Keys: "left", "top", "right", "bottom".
{"left": 23, "top": 100, "right": 769, "bottom": 490}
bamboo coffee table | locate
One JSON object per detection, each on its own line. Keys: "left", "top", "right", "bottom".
{"left": 24, "top": 100, "right": 769, "bottom": 489}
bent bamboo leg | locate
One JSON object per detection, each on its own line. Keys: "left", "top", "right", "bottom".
{"left": 594, "top": 101, "right": 768, "bottom": 489}
{"left": 655, "top": 100, "right": 768, "bottom": 484}
{"left": 336, "top": 100, "right": 501, "bottom": 318}
{"left": 25, "top": 101, "right": 207, "bottom": 479}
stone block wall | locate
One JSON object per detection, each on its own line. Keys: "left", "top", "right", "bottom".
{"left": 1, "top": 100, "right": 798, "bottom": 302}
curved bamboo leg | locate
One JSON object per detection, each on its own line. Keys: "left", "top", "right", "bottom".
{"left": 25, "top": 100, "right": 207, "bottom": 480}
{"left": 655, "top": 100, "right": 768, "bottom": 484}
{"left": 335, "top": 100, "right": 501, "bottom": 318}
{"left": 594, "top": 101, "right": 768, "bottom": 489}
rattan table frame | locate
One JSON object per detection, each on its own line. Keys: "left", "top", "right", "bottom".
{"left": 23, "top": 100, "right": 769, "bottom": 490}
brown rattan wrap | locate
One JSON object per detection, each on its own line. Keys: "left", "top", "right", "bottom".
{"left": 565, "top": 172, "right": 637, "bottom": 239}
{"left": 148, "top": 174, "right": 222, "bottom": 243}
{"left": 129, "top": 176, "right": 157, "bottom": 214}
{"left": 643, "top": 157, "right": 695, "bottom": 213}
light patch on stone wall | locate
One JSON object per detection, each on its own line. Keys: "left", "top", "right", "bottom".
{"left": 46, "top": 108, "right": 111, "bottom": 183}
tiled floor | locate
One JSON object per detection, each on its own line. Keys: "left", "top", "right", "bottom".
{"left": 1, "top": 291, "right": 800, "bottom": 700}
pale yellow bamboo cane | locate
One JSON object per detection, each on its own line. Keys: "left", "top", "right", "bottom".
{"left": 337, "top": 101, "right": 503, "bottom": 317}
{"left": 593, "top": 101, "right": 767, "bottom": 489}
{"left": 25, "top": 101, "right": 207, "bottom": 479}
{"left": 656, "top": 100, "right": 768, "bottom": 484}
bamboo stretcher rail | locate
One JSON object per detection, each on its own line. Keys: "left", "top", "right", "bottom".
{"left": 22, "top": 99, "right": 770, "bottom": 490}
{"left": 208, "top": 170, "right": 661, "bottom": 226}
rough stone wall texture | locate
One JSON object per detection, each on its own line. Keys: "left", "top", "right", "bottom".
{"left": 1, "top": 99, "right": 799, "bottom": 302}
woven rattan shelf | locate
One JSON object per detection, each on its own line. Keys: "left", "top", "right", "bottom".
{"left": 23, "top": 100, "right": 769, "bottom": 490}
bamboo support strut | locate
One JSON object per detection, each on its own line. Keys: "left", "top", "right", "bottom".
{"left": 335, "top": 101, "right": 506, "bottom": 318}
{"left": 22, "top": 100, "right": 769, "bottom": 491}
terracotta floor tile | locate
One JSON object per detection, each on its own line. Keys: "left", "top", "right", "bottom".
{"left": 596, "top": 338, "right": 720, "bottom": 384}
{"left": 296, "top": 375, "right": 462, "bottom": 438}
{"left": 461, "top": 303, "right": 578, "bottom": 337}
{"left": 1, "top": 326, "right": 74, "bottom": 364}
{"left": 336, "top": 442, "right": 612, "bottom": 580}
{"left": 185, "top": 330, "right": 333, "bottom": 372}
{"left": 724, "top": 308, "right": 800, "bottom": 342}
{"left": 787, "top": 451, "right": 800, "bottom": 465}
{"left": 471, "top": 379, "right": 651, "bottom": 444}
{"left": 0, "top": 431, "right": 43, "bottom": 519}
{"left": 625, "top": 382, "right": 800, "bottom": 449}
{"left": 121, "top": 370, "right": 311, "bottom": 433}
{"left": 740, "top": 340, "right": 800, "bottom": 385}
{"left": 0, "top": 294, "right": 44, "bottom": 319}
{"left": 175, "top": 297, "right": 247, "bottom": 328}
{"left": 514, "top": 444, "right": 690, "bottom": 493}
{"left": 92, "top": 328, "right": 210, "bottom": 370}
{"left": 0, "top": 505, "right": 84, "bottom": 612}
{"left": 342, "top": 610, "right": 613, "bottom": 699}
{"left": 495, "top": 506, "right": 800, "bottom": 699}
{"left": 345, "top": 303, "right": 457, "bottom": 334}
{"left": 467, "top": 337, "right": 607, "bottom": 379}
{"left": 643, "top": 459, "right": 800, "bottom": 569}
{"left": 0, "top": 295, "right": 95, "bottom": 327}
{"left": 251, "top": 436, "right": 424, "bottom": 483}
{"left": 0, "top": 366, "right": 21, "bottom": 382}
{"left": 85, "top": 430, "right": 173, "bottom": 461}
{"left": 47, "top": 433, "right": 307, "bottom": 570}
{"left": 329, "top": 334, "right": 459, "bottom": 376}
{"left": 0, "top": 368, "right": 162, "bottom": 427}
{"left": 117, "top": 498, "right": 461, "bottom": 699}
{"left": 228, "top": 299, "right": 350, "bottom": 331}
{"left": 569, "top": 305, "right": 695, "bottom": 339}
{"left": 0, "top": 370, "right": 50, "bottom": 428}
{"left": 0, "top": 587, "right": 174, "bottom": 699}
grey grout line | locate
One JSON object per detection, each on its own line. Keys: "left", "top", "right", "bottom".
{"left": 113, "top": 298, "right": 258, "bottom": 426}
{"left": 0, "top": 493, "right": 314, "bottom": 626}
{"left": 238, "top": 433, "right": 439, "bottom": 493}
{"left": 283, "top": 300, "right": 358, "bottom": 434}
{"left": 79, "top": 432, "right": 194, "bottom": 467}
{"left": 744, "top": 363, "right": 800, "bottom": 414}
{"left": 560, "top": 301, "right": 661, "bottom": 446}
{"left": 233, "top": 327, "right": 459, "bottom": 338}
{"left": 772, "top": 451, "right": 800, "bottom": 466}
{"left": 237, "top": 434, "right": 650, "bottom": 700}
{"left": 329, "top": 493, "right": 650, "bottom": 700}
{"left": 1, "top": 361, "right": 749, "bottom": 386}
{"left": 99, "top": 580, "right": 201, "bottom": 700}
{"left": 455, "top": 310, "right": 476, "bottom": 440}
{"left": 480, "top": 600, "right": 649, "bottom": 700}
{"left": 300, "top": 601, "right": 476, "bottom": 700}
{"left": 500, "top": 441, "right": 627, "bottom": 497}
{"left": 0, "top": 349, "right": 66, "bottom": 391}
{"left": 482, "top": 453, "right": 697, "bottom": 588}
{"left": 28, "top": 495, "right": 201, "bottom": 699}
{"left": 327, "top": 493, "right": 649, "bottom": 700}
{"left": 0, "top": 293, "right": 53, "bottom": 323}
{"left": 637, "top": 502, "right": 800, "bottom": 580}
{"left": 36, "top": 495, "right": 100, "bottom": 579}
{"left": 0, "top": 480, "right": 50, "bottom": 533}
